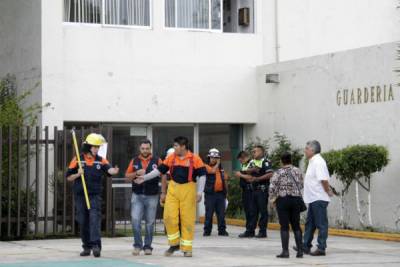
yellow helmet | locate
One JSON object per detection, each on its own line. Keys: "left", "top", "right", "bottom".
{"left": 85, "top": 133, "right": 106, "bottom": 146}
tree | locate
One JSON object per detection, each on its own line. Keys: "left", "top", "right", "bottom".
{"left": 324, "top": 145, "right": 389, "bottom": 228}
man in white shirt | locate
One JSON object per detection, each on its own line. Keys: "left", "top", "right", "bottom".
{"left": 301, "top": 140, "right": 333, "bottom": 256}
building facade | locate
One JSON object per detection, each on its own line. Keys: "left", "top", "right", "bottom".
{"left": 0, "top": 0, "right": 399, "bottom": 231}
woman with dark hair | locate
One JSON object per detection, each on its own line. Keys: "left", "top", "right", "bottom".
{"left": 269, "top": 152, "right": 304, "bottom": 258}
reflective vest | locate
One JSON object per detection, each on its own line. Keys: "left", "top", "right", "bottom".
{"left": 131, "top": 156, "right": 160, "bottom": 195}
{"left": 204, "top": 165, "right": 226, "bottom": 194}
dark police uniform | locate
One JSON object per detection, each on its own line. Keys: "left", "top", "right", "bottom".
{"left": 249, "top": 158, "right": 273, "bottom": 236}
{"left": 203, "top": 164, "right": 227, "bottom": 235}
{"left": 66, "top": 153, "right": 111, "bottom": 250}
{"left": 239, "top": 160, "right": 256, "bottom": 235}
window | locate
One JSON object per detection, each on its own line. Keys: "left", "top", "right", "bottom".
{"left": 165, "top": 0, "right": 222, "bottom": 31}
{"left": 104, "top": 0, "right": 151, "bottom": 26}
{"left": 64, "top": 0, "right": 102, "bottom": 24}
{"left": 63, "top": 0, "right": 152, "bottom": 27}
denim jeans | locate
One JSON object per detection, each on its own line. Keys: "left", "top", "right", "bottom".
{"left": 303, "top": 200, "right": 329, "bottom": 251}
{"left": 75, "top": 194, "right": 102, "bottom": 250}
{"left": 131, "top": 193, "right": 159, "bottom": 250}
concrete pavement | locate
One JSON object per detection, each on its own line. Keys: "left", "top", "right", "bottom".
{"left": 1, "top": 224, "right": 399, "bottom": 267}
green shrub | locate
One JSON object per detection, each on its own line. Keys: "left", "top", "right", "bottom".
{"left": 0, "top": 74, "right": 48, "bottom": 239}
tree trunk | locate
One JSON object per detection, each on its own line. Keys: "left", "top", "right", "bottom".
{"left": 367, "top": 190, "right": 373, "bottom": 227}
{"left": 355, "top": 182, "right": 365, "bottom": 227}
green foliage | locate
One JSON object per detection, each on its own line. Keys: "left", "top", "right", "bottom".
{"left": 226, "top": 177, "right": 244, "bottom": 219}
{"left": 323, "top": 145, "right": 389, "bottom": 194}
{"left": 269, "top": 132, "right": 303, "bottom": 169}
{"left": 0, "top": 74, "right": 48, "bottom": 239}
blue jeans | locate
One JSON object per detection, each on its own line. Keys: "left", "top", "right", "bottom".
{"left": 131, "top": 193, "right": 159, "bottom": 250}
{"left": 303, "top": 200, "right": 329, "bottom": 251}
{"left": 75, "top": 194, "right": 102, "bottom": 250}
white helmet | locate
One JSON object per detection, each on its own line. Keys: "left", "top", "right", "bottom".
{"left": 166, "top": 148, "right": 175, "bottom": 156}
{"left": 208, "top": 148, "right": 221, "bottom": 158}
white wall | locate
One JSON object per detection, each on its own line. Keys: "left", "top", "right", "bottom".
{"left": 252, "top": 42, "right": 400, "bottom": 231}
{"left": 272, "top": 0, "right": 400, "bottom": 62}
{"left": 40, "top": 0, "right": 265, "bottom": 128}
{"left": 0, "top": 0, "right": 42, "bottom": 113}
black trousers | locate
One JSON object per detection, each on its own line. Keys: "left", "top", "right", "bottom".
{"left": 253, "top": 190, "right": 269, "bottom": 233}
{"left": 276, "top": 196, "right": 302, "bottom": 231}
{"left": 241, "top": 188, "right": 256, "bottom": 233}
{"left": 204, "top": 192, "right": 227, "bottom": 233}
{"left": 75, "top": 194, "right": 102, "bottom": 250}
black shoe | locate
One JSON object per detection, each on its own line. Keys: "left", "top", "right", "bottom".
{"left": 80, "top": 248, "right": 91, "bottom": 257}
{"left": 276, "top": 250, "right": 289, "bottom": 258}
{"left": 164, "top": 245, "right": 180, "bottom": 257}
{"left": 277, "top": 230, "right": 290, "bottom": 258}
{"left": 293, "top": 245, "right": 310, "bottom": 255}
{"left": 218, "top": 231, "right": 229, "bottom": 236}
{"left": 255, "top": 232, "right": 267, "bottom": 238}
{"left": 203, "top": 232, "right": 211, "bottom": 236}
{"left": 310, "top": 249, "right": 326, "bottom": 256}
{"left": 294, "top": 230, "right": 303, "bottom": 258}
{"left": 238, "top": 231, "right": 255, "bottom": 238}
{"left": 92, "top": 246, "right": 101, "bottom": 258}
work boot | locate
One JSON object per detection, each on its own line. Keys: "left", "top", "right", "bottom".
{"left": 203, "top": 231, "right": 211, "bottom": 237}
{"left": 218, "top": 231, "right": 229, "bottom": 236}
{"left": 255, "top": 231, "right": 267, "bottom": 238}
{"left": 238, "top": 231, "right": 255, "bottom": 238}
{"left": 132, "top": 247, "right": 141, "bottom": 256}
{"left": 310, "top": 248, "right": 326, "bottom": 256}
{"left": 80, "top": 248, "right": 91, "bottom": 257}
{"left": 294, "top": 230, "right": 303, "bottom": 258}
{"left": 92, "top": 246, "right": 101, "bottom": 258}
{"left": 276, "top": 230, "right": 290, "bottom": 258}
{"left": 164, "top": 245, "right": 180, "bottom": 257}
{"left": 183, "top": 251, "right": 193, "bottom": 257}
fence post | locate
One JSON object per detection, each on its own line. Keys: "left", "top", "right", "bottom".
{"left": 53, "top": 126, "right": 58, "bottom": 234}
{"left": 7, "top": 126, "right": 12, "bottom": 237}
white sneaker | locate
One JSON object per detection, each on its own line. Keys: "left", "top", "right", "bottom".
{"left": 132, "top": 248, "right": 141, "bottom": 256}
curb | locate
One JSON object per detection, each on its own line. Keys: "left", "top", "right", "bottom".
{"left": 198, "top": 217, "right": 400, "bottom": 242}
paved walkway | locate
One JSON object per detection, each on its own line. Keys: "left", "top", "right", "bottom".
{"left": 1, "top": 224, "right": 400, "bottom": 267}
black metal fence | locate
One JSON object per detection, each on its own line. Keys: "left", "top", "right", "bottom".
{"left": 0, "top": 126, "right": 116, "bottom": 240}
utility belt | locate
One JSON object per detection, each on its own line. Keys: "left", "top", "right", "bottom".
{"left": 254, "top": 184, "right": 268, "bottom": 192}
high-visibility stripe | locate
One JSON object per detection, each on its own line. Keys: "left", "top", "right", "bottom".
{"left": 180, "top": 239, "right": 193, "bottom": 246}
{"left": 167, "top": 232, "right": 180, "bottom": 241}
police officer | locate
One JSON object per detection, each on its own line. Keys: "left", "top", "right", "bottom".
{"left": 234, "top": 151, "right": 256, "bottom": 238}
{"left": 66, "top": 133, "right": 119, "bottom": 258}
{"left": 203, "top": 148, "right": 229, "bottom": 237}
{"left": 248, "top": 145, "right": 274, "bottom": 238}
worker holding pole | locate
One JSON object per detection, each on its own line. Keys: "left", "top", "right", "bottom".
{"left": 66, "top": 132, "right": 119, "bottom": 258}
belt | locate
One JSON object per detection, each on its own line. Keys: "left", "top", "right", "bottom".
{"left": 254, "top": 185, "right": 267, "bottom": 191}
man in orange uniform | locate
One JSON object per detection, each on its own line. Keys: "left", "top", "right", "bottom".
{"left": 135, "top": 136, "right": 206, "bottom": 257}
